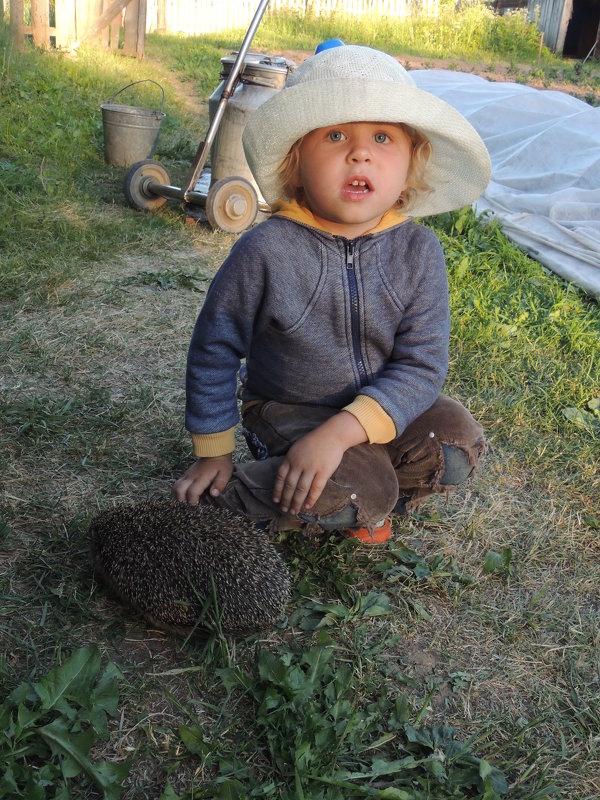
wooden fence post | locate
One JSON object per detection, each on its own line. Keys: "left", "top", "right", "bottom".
{"left": 10, "top": 0, "right": 24, "bottom": 51}
{"left": 30, "top": 0, "right": 50, "bottom": 46}
{"left": 122, "top": 0, "right": 146, "bottom": 57}
{"left": 92, "top": 0, "right": 108, "bottom": 44}
{"left": 80, "top": 0, "right": 108, "bottom": 42}
{"left": 156, "top": 0, "right": 166, "bottom": 30}
{"left": 139, "top": 0, "right": 147, "bottom": 56}
{"left": 55, "top": 0, "right": 77, "bottom": 48}
{"left": 110, "top": 13, "right": 121, "bottom": 48}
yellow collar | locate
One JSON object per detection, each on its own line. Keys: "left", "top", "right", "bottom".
{"left": 271, "top": 198, "right": 408, "bottom": 236}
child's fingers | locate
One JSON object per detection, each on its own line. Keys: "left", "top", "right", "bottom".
{"left": 274, "top": 464, "right": 311, "bottom": 514}
{"left": 172, "top": 475, "right": 197, "bottom": 503}
{"left": 208, "top": 467, "right": 231, "bottom": 497}
{"left": 278, "top": 474, "right": 306, "bottom": 513}
{"left": 302, "top": 475, "right": 327, "bottom": 510}
{"left": 272, "top": 466, "right": 287, "bottom": 504}
{"left": 279, "top": 472, "right": 326, "bottom": 515}
{"left": 287, "top": 478, "right": 312, "bottom": 514}
{"left": 172, "top": 460, "right": 233, "bottom": 505}
{"left": 172, "top": 477, "right": 204, "bottom": 505}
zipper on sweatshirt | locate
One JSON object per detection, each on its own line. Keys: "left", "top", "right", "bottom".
{"left": 345, "top": 242, "right": 369, "bottom": 386}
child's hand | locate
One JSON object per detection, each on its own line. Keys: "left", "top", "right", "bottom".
{"left": 172, "top": 454, "right": 234, "bottom": 506}
{"left": 273, "top": 412, "right": 368, "bottom": 516}
{"left": 273, "top": 431, "right": 345, "bottom": 515}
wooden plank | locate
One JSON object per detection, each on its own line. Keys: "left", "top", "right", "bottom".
{"left": 76, "top": 0, "right": 92, "bottom": 40}
{"left": 96, "top": 0, "right": 110, "bottom": 45}
{"left": 80, "top": 0, "right": 106, "bottom": 43}
{"left": 156, "top": 0, "right": 166, "bottom": 30}
{"left": 78, "top": 0, "right": 131, "bottom": 42}
{"left": 121, "top": 0, "right": 146, "bottom": 56}
{"left": 122, "top": 0, "right": 139, "bottom": 54}
{"left": 10, "top": 0, "right": 24, "bottom": 51}
{"left": 30, "top": 0, "right": 50, "bottom": 47}
{"left": 136, "top": 0, "right": 147, "bottom": 57}
{"left": 110, "top": 13, "right": 121, "bottom": 48}
{"left": 555, "top": 0, "right": 573, "bottom": 53}
{"left": 55, "top": 0, "right": 77, "bottom": 47}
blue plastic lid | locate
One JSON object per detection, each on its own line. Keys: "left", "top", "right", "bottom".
{"left": 315, "top": 39, "right": 345, "bottom": 54}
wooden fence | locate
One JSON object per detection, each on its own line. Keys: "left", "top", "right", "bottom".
{"left": 7, "top": 0, "right": 440, "bottom": 53}
{"left": 8, "top": 0, "right": 147, "bottom": 53}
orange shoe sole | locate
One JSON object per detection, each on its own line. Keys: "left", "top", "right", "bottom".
{"left": 346, "top": 517, "right": 391, "bottom": 544}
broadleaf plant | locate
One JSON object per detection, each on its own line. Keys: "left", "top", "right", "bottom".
{"left": 0, "top": 646, "right": 129, "bottom": 799}
{"left": 183, "top": 637, "right": 511, "bottom": 798}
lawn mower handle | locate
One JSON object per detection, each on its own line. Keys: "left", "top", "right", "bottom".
{"left": 182, "top": 0, "right": 271, "bottom": 201}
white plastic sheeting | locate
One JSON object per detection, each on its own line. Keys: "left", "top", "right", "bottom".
{"left": 411, "top": 70, "right": 600, "bottom": 297}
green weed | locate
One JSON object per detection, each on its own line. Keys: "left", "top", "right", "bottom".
{"left": 118, "top": 268, "right": 210, "bottom": 293}
{"left": 0, "top": 646, "right": 129, "bottom": 799}
{"left": 173, "top": 637, "right": 513, "bottom": 798}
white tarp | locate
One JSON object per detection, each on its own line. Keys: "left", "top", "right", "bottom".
{"left": 411, "top": 70, "right": 600, "bottom": 298}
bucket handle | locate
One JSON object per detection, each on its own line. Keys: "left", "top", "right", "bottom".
{"left": 106, "top": 79, "right": 165, "bottom": 109}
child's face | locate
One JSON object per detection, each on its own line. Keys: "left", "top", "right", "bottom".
{"left": 297, "top": 121, "right": 412, "bottom": 238}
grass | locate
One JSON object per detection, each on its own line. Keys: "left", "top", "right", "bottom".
{"left": 251, "top": 6, "right": 600, "bottom": 102}
{"left": 257, "top": 5, "right": 544, "bottom": 62}
{"left": 1, "top": 11, "right": 600, "bottom": 800}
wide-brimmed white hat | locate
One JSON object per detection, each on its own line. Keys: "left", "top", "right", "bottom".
{"left": 242, "top": 45, "right": 491, "bottom": 217}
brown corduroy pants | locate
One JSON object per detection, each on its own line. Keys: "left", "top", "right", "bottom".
{"left": 212, "top": 394, "right": 485, "bottom": 534}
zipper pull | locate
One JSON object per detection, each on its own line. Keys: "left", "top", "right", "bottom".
{"left": 346, "top": 241, "right": 355, "bottom": 269}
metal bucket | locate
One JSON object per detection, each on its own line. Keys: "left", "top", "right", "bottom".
{"left": 101, "top": 80, "right": 165, "bottom": 167}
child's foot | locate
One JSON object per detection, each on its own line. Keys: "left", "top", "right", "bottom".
{"left": 345, "top": 516, "right": 391, "bottom": 544}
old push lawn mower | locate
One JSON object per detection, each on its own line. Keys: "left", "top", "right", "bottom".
{"left": 122, "top": 0, "right": 295, "bottom": 234}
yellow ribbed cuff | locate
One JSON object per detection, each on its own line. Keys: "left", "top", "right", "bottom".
{"left": 190, "top": 428, "right": 236, "bottom": 458}
{"left": 343, "top": 396, "right": 397, "bottom": 444}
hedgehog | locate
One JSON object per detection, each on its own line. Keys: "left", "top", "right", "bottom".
{"left": 89, "top": 500, "right": 290, "bottom": 634}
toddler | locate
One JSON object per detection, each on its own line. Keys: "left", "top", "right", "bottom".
{"left": 173, "top": 45, "right": 491, "bottom": 542}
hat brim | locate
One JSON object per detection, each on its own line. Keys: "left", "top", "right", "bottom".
{"left": 243, "top": 78, "right": 491, "bottom": 217}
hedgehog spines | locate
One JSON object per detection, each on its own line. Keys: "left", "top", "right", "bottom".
{"left": 90, "top": 500, "right": 290, "bottom": 634}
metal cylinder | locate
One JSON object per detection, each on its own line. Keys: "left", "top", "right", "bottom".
{"left": 208, "top": 53, "right": 294, "bottom": 204}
